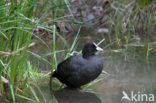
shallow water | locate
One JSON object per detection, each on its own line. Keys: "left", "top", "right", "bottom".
{"left": 36, "top": 51, "right": 156, "bottom": 103}
{"left": 27, "top": 30, "right": 156, "bottom": 103}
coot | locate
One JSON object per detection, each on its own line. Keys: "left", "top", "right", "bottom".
{"left": 52, "top": 42, "right": 103, "bottom": 88}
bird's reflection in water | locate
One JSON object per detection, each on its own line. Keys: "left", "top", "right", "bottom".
{"left": 53, "top": 88, "right": 101, "bottom": 103}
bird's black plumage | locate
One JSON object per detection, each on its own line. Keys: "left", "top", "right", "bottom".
{"left": 52, "top": 42, "right": 103, "bottom": 88}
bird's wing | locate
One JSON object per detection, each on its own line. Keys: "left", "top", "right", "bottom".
{"left": 56, "top": 56, "right": 82, "bottom": 78}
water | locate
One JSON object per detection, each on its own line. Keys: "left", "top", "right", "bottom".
{"left": 36, "top": 51, "right": 156, "bottom": 103}
{"left": 28, "top": 31, "right": 156, "bottom": 103}
{"left": 36, "top": 54, "right": 155, "bottom": 102}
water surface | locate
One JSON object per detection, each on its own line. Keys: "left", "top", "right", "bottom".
{"left": 30, "top": 31, "right": 156, "bottom": 103}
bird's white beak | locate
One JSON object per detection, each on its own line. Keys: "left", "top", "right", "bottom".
{"left": 93, "top": 42, "right": 104, "bottom": 52}
{"left": 96, "top": 46, "right": 103, "bottom": 51}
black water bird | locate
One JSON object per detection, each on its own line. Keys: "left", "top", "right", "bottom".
{"left": 52, "top": 42, "right": 103, "bottom": 88}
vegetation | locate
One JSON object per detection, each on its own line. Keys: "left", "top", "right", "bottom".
{"left": 0, "top": 0, "right": 155, "bottom": 103}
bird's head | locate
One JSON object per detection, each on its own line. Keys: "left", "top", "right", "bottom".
{"left": 82, "top": 42, "right": 103, "bottom": 58}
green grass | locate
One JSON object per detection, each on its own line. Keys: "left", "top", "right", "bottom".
{"left": 0, "top": 0, "right": 66, "bottom": 102}
{"left": 100, "top": 0, "right": 156, "bottom": 59}
{"left": 0, "top": 0, "right": 82, "bottom": 102}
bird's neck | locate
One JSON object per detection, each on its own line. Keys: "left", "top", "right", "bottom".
{"left": 82, "top": 52, "right": 95, "bottom": 59}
